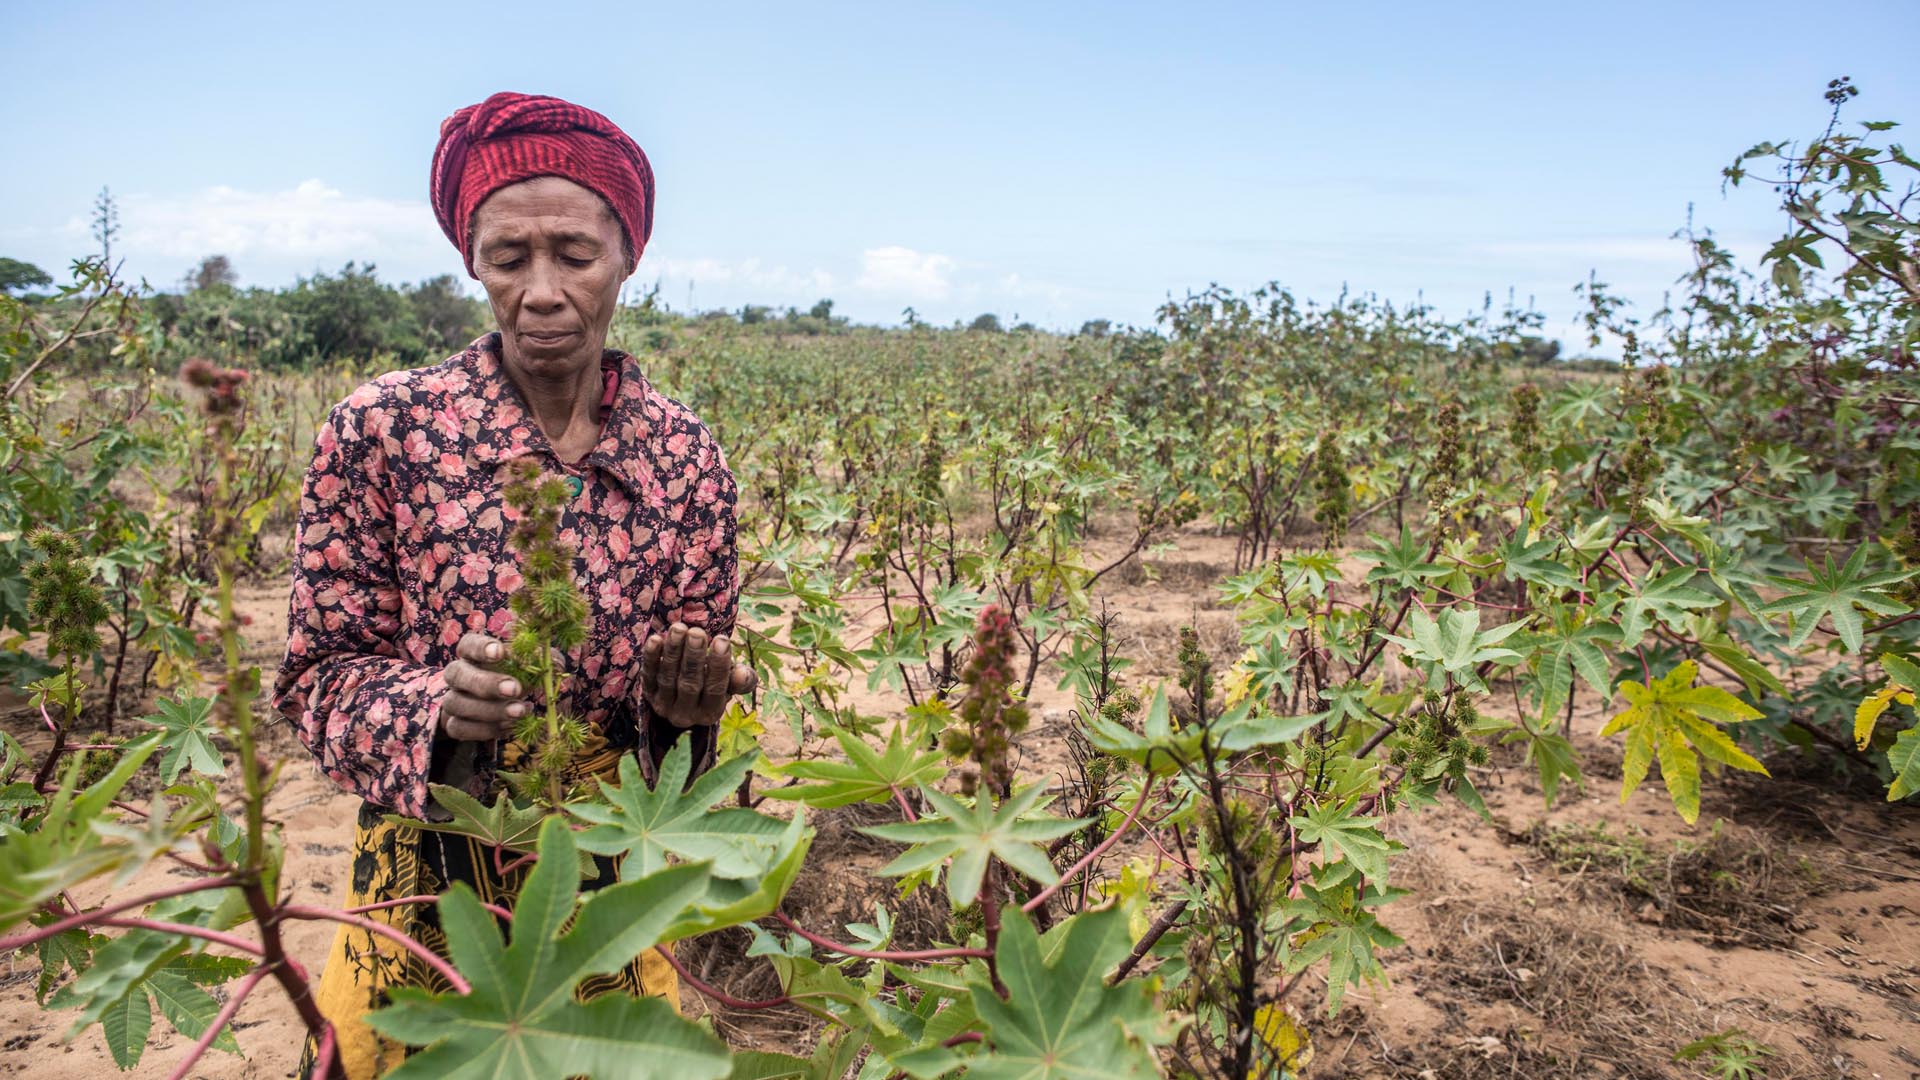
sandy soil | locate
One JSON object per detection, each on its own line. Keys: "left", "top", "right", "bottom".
{"left": 3, "top": 527, "right": 1917, "bottom": 1079}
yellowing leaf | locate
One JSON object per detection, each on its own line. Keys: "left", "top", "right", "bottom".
{"left": 1601, "top": 661, "right": 1767, "bottom": 823}
{"left": 1251, "top": 1004, "right": 1313, "bottom": 1077}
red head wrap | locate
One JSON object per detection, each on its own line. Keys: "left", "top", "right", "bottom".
{"left": 430, "top": 91, "right": 655, "bottom": 277}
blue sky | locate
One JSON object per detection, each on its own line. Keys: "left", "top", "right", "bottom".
{"left": 5, "top": 1, "right": 1917, "bottom": 350}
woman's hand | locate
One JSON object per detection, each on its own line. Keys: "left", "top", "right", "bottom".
{"left": 641, "top": 622, "right": 756, "bottom": 728}
{"left": 438, "top": 633, "right": 531, "bottom": 742}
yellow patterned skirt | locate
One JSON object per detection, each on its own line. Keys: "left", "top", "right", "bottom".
{"left": 300, "top": 740, "right": 680, "bottom": 1079}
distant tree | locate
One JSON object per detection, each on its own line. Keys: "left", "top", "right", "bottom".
{"left": 278, "top": 262, "right": 418, "bottom": 364}
{"left": 1012, "top": 321, "right": 1037, "bottom": 333}
{"left": 1078, "top": 318, "right": 1112, "bottom": 337}
{"left": 91, "top": 187, "right": 119, "bottom": 264}
{"left": 968, "top": 312, "right": 1004, "bottom": 333}
{"left": 189, "top": 255, "right": 238, "bottom": 292}
{"left": 406, "top": 274, "right": 487, "bottom": 353}
{"left": 901, "top": 306, "right": 921, "bottom": 328}
{"left": 0, "top": 258, "right": 52, "bottom": 295}
{"left": 740, "top": 304, "right": 772, "bottom": 325}
{"left": 808, "top": 298, "right": 834, "bottom": 320}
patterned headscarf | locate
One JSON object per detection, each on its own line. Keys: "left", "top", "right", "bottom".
{"left": 430, "top": 91, "right": 655, "bottom": 277}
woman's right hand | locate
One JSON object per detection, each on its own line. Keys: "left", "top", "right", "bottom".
{"left": 438, "top": 633, "right": 531, "bottom": 742}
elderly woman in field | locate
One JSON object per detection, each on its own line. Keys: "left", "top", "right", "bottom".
{"left": 272, "top": 91, "right": 753, "bottom": 1078}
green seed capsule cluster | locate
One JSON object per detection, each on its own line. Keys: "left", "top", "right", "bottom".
{"left": 500, "top": 458, "right": 592, "bottom": 804}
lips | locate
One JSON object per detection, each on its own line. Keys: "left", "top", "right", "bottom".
{"left": 523, "top": 330, "right": 578, "bottom": 344}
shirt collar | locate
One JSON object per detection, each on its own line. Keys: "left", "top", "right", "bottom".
{"left": 456, "top": 332, "right": 657, "bottom": 498}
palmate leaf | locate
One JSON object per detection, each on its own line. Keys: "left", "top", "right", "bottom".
{"left": 856, "top": 624, "right": 930, "bottom": 693}
{"left": 0, "top": 732, "right": 164, "bottom": 932}
{"left": 367, "top": 816, "right": 730, "bottom": 1080}
{"left": 1758, "top": 546, "right": 1913, "bottom": 653}
{"left": 143, "top": 693, "right": 222, "bottom": 784}
{"left": 860, "top": 784, "right": 1089, "bottom": 907}
{"left": 762, "top": 719, "right": 946, "bottom": 809}
{"left": 1516, "top": 604, "right": 1623, "bottom": 719}
{"left": 1357, "top": 528, "right": 1447, "bottom": 591}
{"left": 1600, "top": 660, "right": 1768, "bottom": 823}
{"left": 1282, "top": 875, "right": 1404, "bottom": 1015}
{"left": 1288, "top": 800, "right": 1400, "bottom": 885}
{"left": 1378, "top": 607, "right": 1524, "bottom": 692}
{"left": 965, "top": 907, "right": 1171, "bottom": 1080}
{"left": 572, "top": 740, "right": 790, "bottom": 881}
{"left": 1497, "top": 525, "right": 1578, "bottom": 591}
{"left": 1614, "top": 567, "right": 1719, "bottom": 649}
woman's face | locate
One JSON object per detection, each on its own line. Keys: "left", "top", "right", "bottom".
{"left": 469, "top": 176, "right": 630, "bottom": 382}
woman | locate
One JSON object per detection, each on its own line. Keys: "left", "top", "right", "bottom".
{"left": 272, "top": 91, "right": 753, "bottom": 1078}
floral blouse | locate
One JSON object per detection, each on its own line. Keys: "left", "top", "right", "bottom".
{"left": 272, "top": 332, "right": 737, "bottom": 819}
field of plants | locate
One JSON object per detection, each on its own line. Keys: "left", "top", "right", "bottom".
{"left": 1, "top": 87, "right": 1917, "bottom": 1079}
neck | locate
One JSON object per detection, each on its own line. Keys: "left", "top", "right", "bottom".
{"left": 498, "top": 338, "right": 605, "bottom": 458}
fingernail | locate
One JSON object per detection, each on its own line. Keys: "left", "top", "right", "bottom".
{"left": 507, "top": 703, "right": 527, "bottom": 718}
{"left": 500, "top": 680, "right": 520, "bottom": 696}
{"left": 486, "top": 643, "right": 501, "bottom": 660}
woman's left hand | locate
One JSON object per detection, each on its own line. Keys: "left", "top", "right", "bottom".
{"left": 640, "top": 622, "right": 757, "bottom": 728}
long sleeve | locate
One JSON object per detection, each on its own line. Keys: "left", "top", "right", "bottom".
{"left": 643, "top": 422, "right": 740, "bottom": 770}
{"left": 273, "top": 399, "right": 448, "bottom": 819}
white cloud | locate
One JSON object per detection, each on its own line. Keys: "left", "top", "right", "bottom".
{"left": 854, "top": 245, "right": 956, "bottom": 301}
{"left": 643, "top": 253, "right": 834, "bottom": 296}
{"left": 78, "top": 180, "right": 452, "bottom": 283}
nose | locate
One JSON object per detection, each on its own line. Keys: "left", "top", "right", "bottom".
{"left": 523, "top": 255, "right": 565, "bottom": 313}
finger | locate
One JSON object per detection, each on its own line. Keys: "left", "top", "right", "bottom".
{"left": 457, "top": 633, "right": 505, "bottom": 667}
{"left": 678, "top": 628, "right": 711, "bottom": 699}
{"left": 728, "top": 662, "right": 757, "bottom": 697}
{"left": 444, "top": 690, "right": 528, "bottom": 728}
{"left": 447, "top": 660, "right": 523, "bottom": 701}
{"left": 658, "top": 623, "right": 689, "bottom": 686}
{"left": 698, "top": 638, "right": 732, "bottom": 707}
{"left": 441, "top": 711, "right": 512, "bottom": 742}
{"left": 643, "top": 632, "right": 676, "bottom": 712}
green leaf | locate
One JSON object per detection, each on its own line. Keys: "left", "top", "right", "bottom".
{"left": 1289, "top": 801, "right": 1400, "bottom": 885}
{"left": 366, "top": 817, "right": 730, "bottom": 1080}
{"left": 860, "top": 784, "right": 1089, "bottom": 907}
{"left": 1517, "top": 605, "right": 1623, "bottom": 719}
{"left": 1, "top": 733, "right": 165, "bottom": 932}
{"left": 1498, "top": 525, "right": 1578, "bottom": 591}
{"left": 146, "top": 959, "right": 244, "bottom": 1057}
{"left": 99, "top": 985, "right": 152, "bottom": 1070}
{"left": 1615, "top": 567, "right": 1718, "bottom": 648}
{"left": 1083, "top": 684, "right": 1204, "bottom": 774}
{"left": 1600, "top": 661, "right": 1768, "bottom": 823}
{"left": 965, "top": 907, "right": 1170, "bottom": 1079}
{"left": 1379, "top": 607, "right": 1524, "bottom": 692}
{"left": 762, "top": 719, "right": 946, "bottom": 809}
{"left": 572, "top": 741, "right": 790, "bottom": 880}
{"left": 144, "top": 694, "right": 223, "bottom": 784}
{"left": 1357, "top": 529, "right": 1446, "bottom": 590}
{"left": 1887, "top": 725, "right": 1920, "bottom": 801}
{"left": 1282, "top": 877, "right": 1404, "bottom": 1015}
{"left": 390, "top": 785, "right": 560, "bottom": 863}
{"left": 856, "top": 624, "right": 929, "bottom": 693}
{"left": 1758, "top": 547, "right": 1912, "bottom": 653}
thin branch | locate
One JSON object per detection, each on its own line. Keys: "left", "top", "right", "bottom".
{"left": 163, "top": 963, "right": 270, "bottom": 1080}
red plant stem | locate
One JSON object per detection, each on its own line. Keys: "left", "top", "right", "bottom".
{"left": 280, "top": 905, "right": 471, "bottom": 995}
{"left": 653, "top": 944, "right": 792, "bottom": 1009}
{"left": 97, "top": 917, "right": 264, "bottom": 957}
{"left": 345, "top": 894, "right": 514, "bottom": 922}
{"left": 1022, "top": 775, "right": 1159, "bottom": 914}
{"left": 163, "top": 963, "right": 270, "bottom": 1080}
{"left": 890, "top": 783, "right": 919, "bottom": 822}
{"left": 772, "top": 912, "right": 992, "bottom": 961}
{"left": 498, "top": 851, "right": 538, "bottom": 876}
{"left": 309, "top": 1023, "right": 338, "bottom": 1080}
{"left": 0, "top": 876, "right": 244, "bottom": 953}
{"left": 942, "top": 1031, "right": 985, "bottom": 1047}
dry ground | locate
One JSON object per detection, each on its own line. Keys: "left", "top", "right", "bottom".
{"left": 3, "top": 524, "right": 1917, "bottom": 1078}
